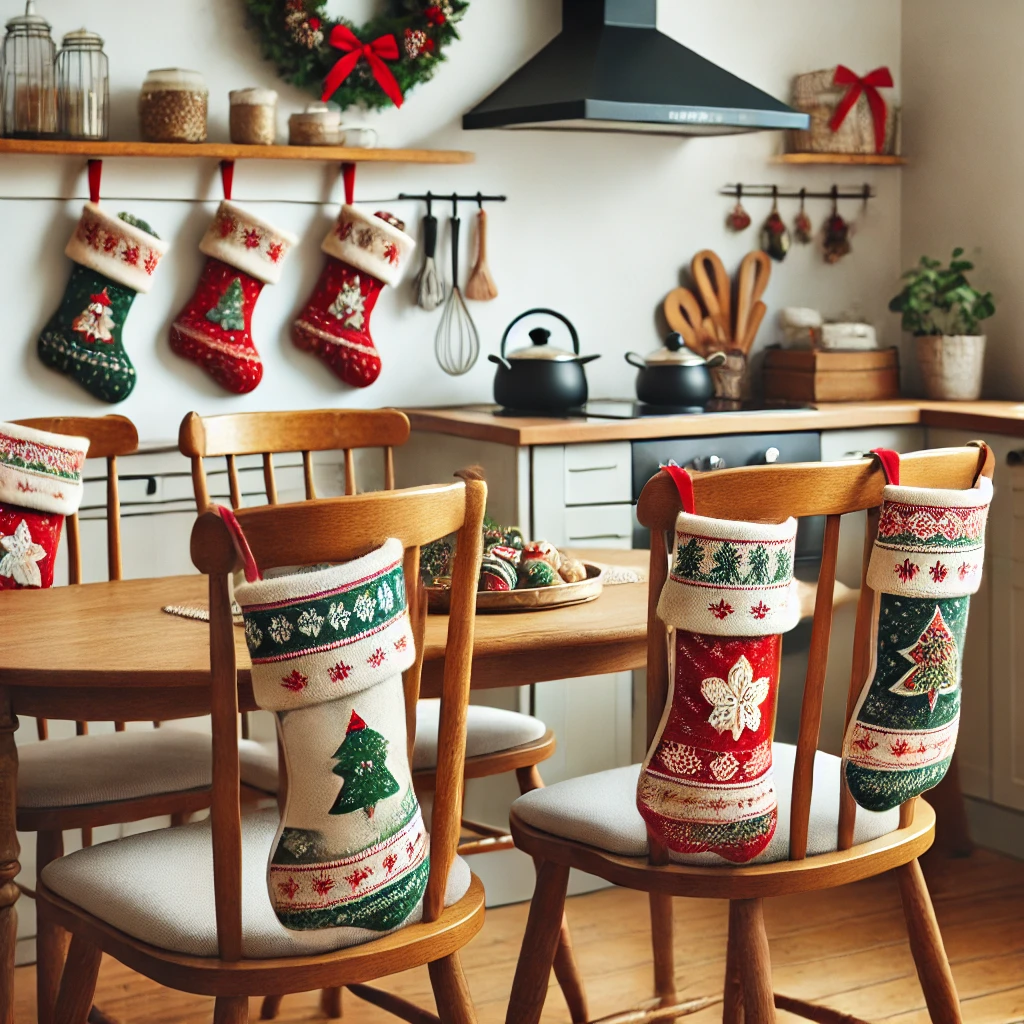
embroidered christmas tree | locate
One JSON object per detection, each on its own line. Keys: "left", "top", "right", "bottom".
{"left": 890, "top": 606, "right": 959, "bottom": 711}
{"left": 205, "top": 276, "right": 246, "bottom": 331}
{"left": 675, "top": 538, "right": 705, "bottom": 581}
{"left": 329, "top": 710, "right": 400, "bottom": 818}
{"left": 708, "top": 541, "right": 742, "bottom": 584}
{"left": 744, "top": 544, "right": 772, "bottom": 585}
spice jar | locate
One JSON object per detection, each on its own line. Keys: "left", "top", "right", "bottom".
{"left": 139, "top": 68, "right": 207, "bottom": 143}
{"left": 288, "top": 102, "right": 341, "bottom": 146}
{"left": 229, "top": 87, "right": 277, "bottom": 145}
{"left": 57, "top": 28, "right": 109, "bottom": 139}
{"left": 2, "top": 1, "right": 58, "bottom": 138}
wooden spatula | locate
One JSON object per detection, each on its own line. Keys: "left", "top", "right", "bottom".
{"left": 734, "top": 251, "right": 771, "bottom": 353}
{"left": 465, "top": 208, "right": 498, "bottom": 301}
{"left": 663, "top": 287, "right": 707, "bottom": 352}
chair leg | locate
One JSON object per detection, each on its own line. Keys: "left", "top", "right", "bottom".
{"left": 213, "top": 996, "right": 250, "bottom": 1024}
{"left": 36, "top": 830, "right": 68, "bottom": 1024}
{"left": 258, "top": 995, "right": 283, "bottom": 1020}
{"left": 730, "top": 899, "right": 774, "bottom": 1024}
{"left": 53, "top": 934, "right": 101, "bottom": 1024}
{"left": 320, "top": 987, "right": 343, "bottom": 1018}
{"left": 506, "top": 860, "right": 571, "bottom": 1024}
{"left": 895, "top": 859, "right": 962, "bottom": 1024}
{"left": 515, "top": 765, "right": 589, "bottom": 1024}
{"left": 429, "top": 952, "right": 478, "bottom": 1024}
{"left": 649, "top": 892, "right": 678, "bottom": 1008}
{"left": 722, "top": 902, "right": 744, "bottom": 1024}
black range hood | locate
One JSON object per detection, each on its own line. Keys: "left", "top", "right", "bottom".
{"left": 463, "top": 0, "right": 808, "bottom": 136}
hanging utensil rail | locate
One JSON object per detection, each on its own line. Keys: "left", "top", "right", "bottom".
{"left": 719, "top": 183, "right": 875, "bottom": 202}
{"left": 398, "top": 191, "right": 507, "bottom": 206}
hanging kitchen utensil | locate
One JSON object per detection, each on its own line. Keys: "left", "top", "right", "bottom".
{"left": 435, "top": 201, "right": 480, "bottom": 375}
{"left": 663, "top": 287, "right": 707, "bottom": 353}
{"left": 691, "top": 249, "right": 732, "bottom": 347}
{"left": 794, "top": 187, "right": 813, "bottom": 244}
{"left": 415, "top": 193, "right": 445, "bottom": 311}
{"left": 464, "top": 196, "right": 498, "bottom": 301}
{"left": 733, "top": 251, "right": 772, "bottom": 353}
{"left": 725, "top": 184, "right": 751, "bottom": 232}
{"left": 823, "top": 186, "right": 852, "bottom": 264}
{"left": 760, "top": 186, "right": 791, "bottom": 263}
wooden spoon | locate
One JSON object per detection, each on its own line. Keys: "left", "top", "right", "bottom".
{"left": 663, "top": 287, "right": 707, "bottom": 352}
{"left": 691, "top": 250, "right": 732, "bottom": 345}
{"left": 734, "top": 251, "right": 772, "bottom": 351}
{"left": 742, "top": 300, "right": 768, "bottom": 353}
{"left": 465, "top": 208, "right": 498, "bottom": 301}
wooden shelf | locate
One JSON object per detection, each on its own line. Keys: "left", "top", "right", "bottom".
{"left": 0, "top": 138, "right": 474, "bottom": 164}
{"left": 774, "top": 153, "right": 906, "bottom": 166}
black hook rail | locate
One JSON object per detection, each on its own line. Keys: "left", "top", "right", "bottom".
{"left": 398, "top": 191, "right": 507, "bottom": 207}
{"left": 720, "top": 183, "right": 874, "bottom": 202}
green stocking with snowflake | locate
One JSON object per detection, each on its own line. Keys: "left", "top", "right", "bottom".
{"left": 842, "top": 449, "right": 993, "bottom": 812}
{"left": 37, "top": 204, "right": 168, "bottom": 403}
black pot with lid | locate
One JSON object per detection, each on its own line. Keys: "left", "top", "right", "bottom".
{"left": 625, "top": 332, "right": 726, "bottom": 410}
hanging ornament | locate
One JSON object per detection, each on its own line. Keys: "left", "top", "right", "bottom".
{"left": 794, "top": 188, "right": 813, "bottom": 245}
{"left": 725, "top": 185, "right": 751, "bottom": 232}
{"left": 823, "top": 188, "right": 852, "bottom": 264}
{"left": 760, "top": 187, "right": 790, "bottom": 262}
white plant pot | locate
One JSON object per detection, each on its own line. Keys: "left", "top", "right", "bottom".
{"left": 916, "top": 334, "right": 986, "bottom": 401}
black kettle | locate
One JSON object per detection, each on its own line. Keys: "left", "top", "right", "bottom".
{"left": 625, "top": 333, "right": 726, "bottom": 409}
{"left": 490, "top": 309, "right": 600, "bottom": 413}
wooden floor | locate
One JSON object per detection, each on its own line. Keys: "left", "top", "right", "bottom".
{"left": 12, "top": 849, "right": 1024, "bottom": 1024}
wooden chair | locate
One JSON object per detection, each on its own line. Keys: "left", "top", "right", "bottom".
{"left": 37, "top": 477, "right": 488, "bottom": 1024}
{"left": 504, "top": 445, "right": 994, "bottom": 1024}
{"left": 179, "top": 409, "right": 568, "bottom": 1021}
{"left": 11, "top": 415, "right": 235, "bottom": 1024}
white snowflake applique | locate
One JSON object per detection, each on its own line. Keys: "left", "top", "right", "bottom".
{"left": 297, "top": 609, "right": 324, "bottom": 637}
{"left": 267, "top": 615, "right": 293, "bottom": 644}
{"left": 328, "top": 276, "right": 366, "bottom": 329}
{"left": 353, "top": 590, "right": 377, "bottom": 622}
{"left": 377, "top": 580, "right": 395, "bottom": 614}
{"left": 244, "top": 618, "right": 263, "bottom": 650}
{"left": 0, "top": 519, "right": 47, "bottom": 587}
{"left": 701, "top": 655, "right": 771, "bottom": 741}
{"left": 329, "top": 601, "right": 351, "bottom": 632}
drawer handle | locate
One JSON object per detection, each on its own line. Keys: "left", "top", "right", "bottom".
{"left": 569, "top": 533, "right": 628, "bottom": 541}
{"left": 567, "top": 464, "right": 619, "bottom": 473}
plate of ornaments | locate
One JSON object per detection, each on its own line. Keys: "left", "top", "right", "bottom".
{"left": 421, "top": 520, "right": 605, "bottom": 613}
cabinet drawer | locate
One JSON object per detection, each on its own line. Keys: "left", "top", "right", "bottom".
{"left": 565, "top": 504, "right": 634, "bottom": 549}
{"left": 564, "top": 442, "right": 631, "bottom": 506}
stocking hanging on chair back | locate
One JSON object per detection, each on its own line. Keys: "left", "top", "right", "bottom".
{"left": 228, "top": 522, "right": 431, "bottom": 934}
{"left": 636, "top": 466, "right": 801, "bottom": 864}
{"left": 842, "top": 448, "right": 992, "bottom": 812}
{"left": 0, "top": 421, "right": 89, "bottom": 590}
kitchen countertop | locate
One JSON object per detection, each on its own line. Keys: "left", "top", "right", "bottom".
{"left": 405, "top": 401, "right": 1024, "bottom": 446}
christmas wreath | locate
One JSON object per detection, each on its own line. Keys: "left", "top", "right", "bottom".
{"left": 244, "top": 0, "right": 469, "bottom": 111}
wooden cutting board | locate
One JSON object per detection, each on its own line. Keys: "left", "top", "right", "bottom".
{"left": 763, "top": 347, "right": 901, "bottom": 402}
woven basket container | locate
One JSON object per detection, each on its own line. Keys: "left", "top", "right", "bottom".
{"left": 789, "top": 67, "right": 899, "bottom": 155}
{"left": 916, "top": 335, "right": 986, "bottom": 400}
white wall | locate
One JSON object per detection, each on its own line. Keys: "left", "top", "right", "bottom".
{"left": 1, "top": 0, "right": 902, "bottom": 441}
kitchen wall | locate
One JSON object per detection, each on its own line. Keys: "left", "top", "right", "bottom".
{"left": 1, "top": 0, "right": 903, "bottom": 441}
{"left": 901, "top": 0, "right": 1018, "bottom": 399}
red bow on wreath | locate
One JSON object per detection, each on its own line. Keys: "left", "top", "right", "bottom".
{"left": 829, "top": 65, "right": 893, "bottom": 154}
{"left": 322, "top": 24, "right": 404, "bottom": 108}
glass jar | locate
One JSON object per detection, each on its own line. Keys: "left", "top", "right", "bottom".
{"left": 139, "top": 68, "right": 207, "bottom": 143}
{"left": 1, "top": 1, "right": 58, "bottom": 138}
{"left": 288, "top": 102, "right": 341, "bottom": 146}
{"left": 229, "top": 87, "right": 277, "bottom": 145}
{"left": 56, "top": 28, "right": 108, "bottom": 139}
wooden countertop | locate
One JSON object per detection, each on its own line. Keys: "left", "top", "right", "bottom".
{"left": 404, "top": 401, "right": 1024, "bottom": 446}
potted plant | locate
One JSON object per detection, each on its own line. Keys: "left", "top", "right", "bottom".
{"left": 889, "top": 248, "right": 995, "bottom": 400}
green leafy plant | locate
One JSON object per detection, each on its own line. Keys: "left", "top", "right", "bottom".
{"left": 889, "top": 248, "right": 995, "bottom": 336}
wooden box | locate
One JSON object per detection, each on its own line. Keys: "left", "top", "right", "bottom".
{"left": 763, "top": 347, "right": 901, "bottom": 402}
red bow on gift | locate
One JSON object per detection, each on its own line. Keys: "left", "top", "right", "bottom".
{"left": 829, "top": 65, "right": 893, "bottom": 154}
{"left": 322, "top": 25, "right": 404, "bottom": 108}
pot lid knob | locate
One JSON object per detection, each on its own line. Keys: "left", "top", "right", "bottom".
{"left": 529, "top": 327, "right": 551, "bottom": 346}
{"left": 665, "top": 332, "right": 685, "bottom": 352}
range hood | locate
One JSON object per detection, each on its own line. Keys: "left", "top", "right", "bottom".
{"left": 463, "top": 0, "right": 808, "bottom": 136}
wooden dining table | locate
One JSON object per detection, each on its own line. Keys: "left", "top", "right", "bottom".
{"left": 0, "top": 549, "right": 648, "bottom": 1019}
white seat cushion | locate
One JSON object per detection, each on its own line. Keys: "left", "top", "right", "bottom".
{"left": 42, "top": 808, "right": 472, "bottom": 959}
{"left": 512, "top": 742, "right": 901, "bottom": 865}
{"left": 18, "top": 730, "right": 214, "bottom": 809}
{"left": 238, "top": 703, "right": 549, "bottom": 793}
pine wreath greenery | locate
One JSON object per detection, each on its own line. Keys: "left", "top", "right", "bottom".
{"left": 244, "top": 0, "right": 469, "bottom": 111}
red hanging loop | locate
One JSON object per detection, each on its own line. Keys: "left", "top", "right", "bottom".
{"left": 870, "top": 447, "right": 900, "bottom": 486}
{"left": 220, "top": 159, "right": 235, "bottom": 201}
{"left": 342, "top": 161, "right": 356, "bottom": 205}
{"left": 661, "top": 464, "right": 696, "bottom": 514}
{"left": 211, "top": 505, "right": 261, "bottom": 582}
{"left": 87, "top": 159, "right": 102, "bottom": 204}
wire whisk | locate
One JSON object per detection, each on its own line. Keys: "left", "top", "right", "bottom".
{"left": 435, "top": 203, "right": 480, "bottom": 376}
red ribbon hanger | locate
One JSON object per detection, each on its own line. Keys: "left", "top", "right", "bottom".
{"left": 661, "top": 464, "right": 695, "bottom": 515}
{"left": 829, "top": 65, "right": 893, "bottom": 154}
{"left": 322, "top": 25, "right": 404, "bottom": 108}
{"left": 870, "top": 447, "right": 900, "bottom": 486}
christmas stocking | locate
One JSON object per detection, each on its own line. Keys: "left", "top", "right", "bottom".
{"left": 0, "top": 421, "right": 89, "bottom": 590}
{"left": 292, "top": 206, "right": 416, "bottom": 388}
{"left": 230, "top": 525, "right": 430, "bottom": 933}
{"left": 842, "top": 450, "right": 992, "bottom": 812}
{"left": 636, "top": 466, "right": 801, "bottom": 863}
{"left": 37, "top": 204, "right": 168, "bottom": 403}
{"left": 169, "top": 200, "right": 297, "bottom": 394}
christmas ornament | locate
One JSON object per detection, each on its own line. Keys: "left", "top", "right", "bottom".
{"left": 842, "top": 450, "right": 992, "bottom": 813}
{"left": 521, "top": 560, "right": 558, "bottom": 588}
{"left": 244, "top": 0, "right": 468, "bottom": 111}
{"left": 637, "top": 465, "right": 801, "bottom": 863}
{"left": 0, "top": 421, "right": 89, "bottom": 591}
{"left": 760, "top": 190, "right": 791, "bottom": 263}
{"left": 169, "top": 200, "right": 297, "bottom": 394}
{"left": 794, "top": 189, "right": 813, "bottom": 244}
{"left": 292, "top": 205, "right": 416, "bottom": 389}
{"left": 37, "top": 205, "right": 168, "bottom": 403}
{"left": 823, "top": 192, "right": 852, "bottom": 264}
{"left": 725, "top": 186, "right": 751, "bottom": 232}
{"left": 231, "top": 527, "right": 443, "bottom": 932}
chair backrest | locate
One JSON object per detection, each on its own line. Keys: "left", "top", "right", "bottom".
{"left": 179, "top": 409, "right": 411, "bottom": 510}
{"left": 190, "top": 477, "right": 486, "bottom": 961}
{"left": 636, "top": 444, "right": 994, "bottom": 864}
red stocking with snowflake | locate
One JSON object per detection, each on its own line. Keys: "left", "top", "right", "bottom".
{"left": 636, "top": 466, "right": 801, "bottom": 863}
{"left": 292, "top": 206, "right": 416, "bottom": 388}
{"left": 170, "top": 200, "right": 297, "bottom": 394}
